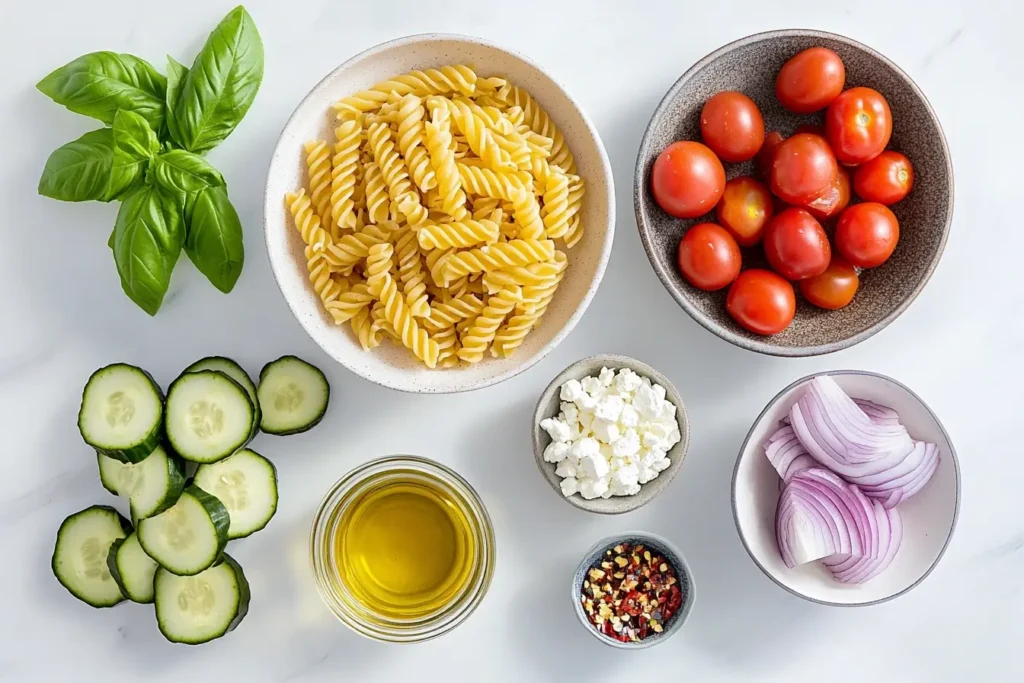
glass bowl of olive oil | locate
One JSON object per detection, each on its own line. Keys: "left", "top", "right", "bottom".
{"left": 310, "top": 455, "right": 495, "bottom": 642}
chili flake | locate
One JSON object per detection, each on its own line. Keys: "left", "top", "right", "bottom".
{"left": 579, "top": 542, "right": 684, "bottom": 643}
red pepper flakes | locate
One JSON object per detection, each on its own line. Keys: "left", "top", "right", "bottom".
{"left": 580, "top": 542, "right": 684, "bottom": 643}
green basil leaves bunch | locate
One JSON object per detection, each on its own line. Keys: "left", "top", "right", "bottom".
{"left": 36, "top": 6, "right": 263, "bottom": 315}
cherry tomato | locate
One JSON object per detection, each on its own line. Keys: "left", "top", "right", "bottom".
{"left": 835, "top": 202, "right": 899, "bottom": 268}
{"left": 775, "top": 47, "right": 846, "bottom": 114}
{"left": 677, "top": 222, "right": 742, "bottom": 291}
{"left": 853, "top": 151, "right": 914, "bottom": 205}
{"left": 825, "top": 87, "right": 893, "bottom": 165}
{"left": 770, "top": 133, "right": 838, "bottom": 205}
{"left": 763, "top": 208, "right": 831, "bottom": 280}
{"left": 758, "top": 131, "right": 785, "bottom": 180}
{"left": 800, "top": 258, "right": 860, "bottom": 310}
{"left": 700, "top": 91, "right": 766, "bottom": 163}
{"left": 726, "top": 269, "right": 796, "bottom": 335}
{"left": 651, "top": 141, "right": 726, "bottom": 218}
{"left": 716, "top": 177, "right": 775, "bottom": 247}
{"left": 804, "top": 167, "right": 851, "bottom": 221}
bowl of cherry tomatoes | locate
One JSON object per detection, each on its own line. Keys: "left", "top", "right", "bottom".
{"left": 634, "top": 29, "right": 953, "bottom": 356}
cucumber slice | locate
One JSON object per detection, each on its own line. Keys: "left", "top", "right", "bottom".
{"left": 194, "top": 449, "right": 278, "bottom": 539}
{"left": 165, "top": 370, "right": 255, "bottom": 464}
{"left": 183, "top": 357, "right": 260, "bottom": 442}
{"left": 107, "top": 532, "right": 158, "bottom": 603}
{"left": 96, "top": 444, "right": 185, "bottom": 520}
{"left": 137, "top": 486, "right": 229, "bottom": 576}
{"left": 52, "top": 505, "right": 131, "bottom": 608}
{"left": 257, "top": 356, "right": 330, "bottom": 435}
{"left": 78, "top": 364, "right": 164, "bottom": 463}
{"left": 155, "top": 553, "right": 249, "bottom": 645}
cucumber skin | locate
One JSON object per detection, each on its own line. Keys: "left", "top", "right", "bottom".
{"left": 257, "top": 355, "right": 330, "bottom": 436}
{"left": 79, "top": 364, "right": 164, "bottom": 464}
{"left": 183, "top": 357, "right": 261, "bottom": 442}
{"left": 165, "top": 370, "right": 256, "bottom": 464}
{"left": 154, "top": 553, "right": 250, "bottom": 645}
{"left": 137, "top": 485, "right": 231, "bottom": 577}
{"left": 52, "top": 505, "right": 132, "bottom": 608}
{"left": 106, "top": 536, "right": 154, "bottom": 604}
{"left": 137, "top": 446, "right": 188, "bottom": 521}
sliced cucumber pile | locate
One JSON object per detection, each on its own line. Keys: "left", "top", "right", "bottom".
{"left": 194, "top": 449, "right": 278, "bottom": 539}
{"left": 52, "top": 506, "right": 131, "bottom": 608}
{"left": 166, "top": 370, "right": 256, "bottom": 464}
{"left": 97, "top": 444, "right": 185, "bottom": 520}
{"left": 138, "top": 486, "right": 229, "bottom": 576}
{"left": 257, "top": 356, "right": 330, "bottom": 435}
{"left": 59, "top": 354, "right": 329, "bottom": 644}
{"left": 155, "top": 554, "right": 250, "bottom": 645}
{"left": 107, "top": 532, "right": 158, "bottom": 603}
{"left": 183, "top": 357, "right": 261, "bottom": 442}
{"left": 79, "top": 364, "right": 164, "bottom": 463}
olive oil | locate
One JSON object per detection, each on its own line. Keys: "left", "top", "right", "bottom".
{"left": 334, "top": 477, "right": 475, "bottom": 620}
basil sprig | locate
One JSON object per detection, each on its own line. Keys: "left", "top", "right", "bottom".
{"left": 35, "top": 6, "right": 263, "bottom": 316}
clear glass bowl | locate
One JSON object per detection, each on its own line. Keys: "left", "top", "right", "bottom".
{"left": 310, "top": 455, "right": 496, "bottom": 643}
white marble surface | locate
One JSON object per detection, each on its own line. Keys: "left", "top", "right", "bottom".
{"left": 0, "top": 0, "right": 1019, "bottom": 680}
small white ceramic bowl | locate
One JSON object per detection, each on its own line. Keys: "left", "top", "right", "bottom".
{"left": 264, "top": 34, "right": 614, "bottom": 393}
{"left": 732, "top": 370, "right": 960, "bottom": 606}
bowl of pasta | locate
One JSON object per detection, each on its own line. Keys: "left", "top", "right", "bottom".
{"left": 265, "top": 34, "right": 614, "bottom": 393}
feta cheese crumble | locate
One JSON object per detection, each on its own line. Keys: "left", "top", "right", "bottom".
{"left": 541, "top": 367, "right": 681, "bottom": 499}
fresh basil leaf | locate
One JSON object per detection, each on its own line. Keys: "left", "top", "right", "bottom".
{"left": 185, "top": 186, "right": 244, "bottom": 293}
{"left": 113, "top": 109, "right": 160, "bottom": 161}
{"left": 175, "top": 6, "right": 264, "bottom": 153}
{"left": 164, "top": 56, "right": 189, "bottom": 147}
{"left": 112, "top": 185, "right": 184, "bottom": 315}
{"left": 151, "top": 149, "right": 225, "bottom": 194}
{"left": 37, "top": 128, "right": 143, "bottom": 202}
{"left": 37, "top": 52, "right": 166, "bottom": 131}
{"left": 109, "top": 149, "right": 148, "bottom": 200}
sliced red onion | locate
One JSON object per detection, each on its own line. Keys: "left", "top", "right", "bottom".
{"left": 827, "top": 503, "right": 903, "bottom": 583}
{"left": 776, "top": 468, "right": 869, "bottom": 568}
{"left": 854, "top": 399, "right": 902, "bottom": 426}
{"left": 764, "top": 425, "right": 816, "bottom": 487}
{"left": 790, "top": 376, "right": 913, "bottom": 468}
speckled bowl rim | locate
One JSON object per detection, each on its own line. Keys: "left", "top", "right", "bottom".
{"left": 532, "top": 354, "right": 690, "bottom": 514}
{"left": 264, "top": 32, "right": 615, "bottom": 393}
{"left": 570, "top": 531, "right": 695, "bottom": 649}
{"left": 633, "top": 29, "right": 955, "bottom": 357}
{"left": 730, "top": 369, "right": 962, "bottom": 606}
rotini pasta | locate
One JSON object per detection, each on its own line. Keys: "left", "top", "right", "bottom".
{"left": 290, "top": 66, "right": 586, "bottom": 366}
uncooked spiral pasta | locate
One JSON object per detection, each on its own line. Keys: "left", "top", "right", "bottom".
{"left": 288, "top": 65, "right": 587, "bottom": 367}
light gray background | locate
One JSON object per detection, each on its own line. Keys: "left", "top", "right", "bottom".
{"left": 0, "top": 0, "right": 1019, "bottom": 681}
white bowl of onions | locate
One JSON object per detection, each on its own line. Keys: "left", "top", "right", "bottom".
{"left": 732, "top": 370, "right": 960, "bottom": 606}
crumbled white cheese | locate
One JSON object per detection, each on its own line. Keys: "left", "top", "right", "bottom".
{"left": 543, "top": 367, "right": 681, "bottom": 499}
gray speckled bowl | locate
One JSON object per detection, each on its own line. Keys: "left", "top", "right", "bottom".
{"left": 571, "top": 532, "right": 695, "bottom": 649}
{"left": 532, "top": 355, "right": 689, "bottom": 514}
{"left": 634, "top": 29, "right": 954, "bottom": 356}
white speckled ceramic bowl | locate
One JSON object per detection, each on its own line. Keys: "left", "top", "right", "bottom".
{"left": 732, "top": 370, "right": 960, "bottom": 606}
{"left": 265, "top": 34, "right": 614, "bottom": 393}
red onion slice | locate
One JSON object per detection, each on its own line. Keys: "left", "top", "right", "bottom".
{"left": 776, "top": 468, "right": 870, "bottom": 568}
{"left": 829, "top": 503, "right": 903, "bottom": 583}
{"left": 764, "top": 426, "right": 817, "bottom": 487}
{"left": 854, "top": 399, "right": 902, "bottom": 426}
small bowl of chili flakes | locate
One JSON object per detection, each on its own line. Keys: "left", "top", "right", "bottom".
{"left": 572, "top": 532, "right": 695, "bottom": 648}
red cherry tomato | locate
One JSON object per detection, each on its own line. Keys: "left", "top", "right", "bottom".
{"left": 825, "top": 87, "right": 893, "bottom": 165}
{"left": 676, "top": 222, "right": 742, "bottom": 291}
{"left": 758, "top": 131, "right": 785, "bottom": 180}
{"left": 804, "top": 167, "right": 851, "bottom": 221}
{"left": 700, "top": 91, "right": 766, "bottom": 163}
{"left": 763, "top": 208, "right": 831, "bottom": 280}
{"left": 775, "top": 47, "right": 846, "bottom": 114}
{"left": 853, "top": 151, "right": 914, "bottom": 205}
{"left": 727, "top": 269, "right": 796, "bottom": 335}
{"left": 835, "top": 203, "right": 900, "bottom": 268}
{"left": 716, "top": 177, "right": 775, "bottom": 247}
{"left": 651, "top": 141, "right": 726, "bottom": 218}
{"left": 770, "top": 133, "right": 838, "bottom": 205}
{"left": 800, "top": 258, "right": 860, "bottom": 310}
